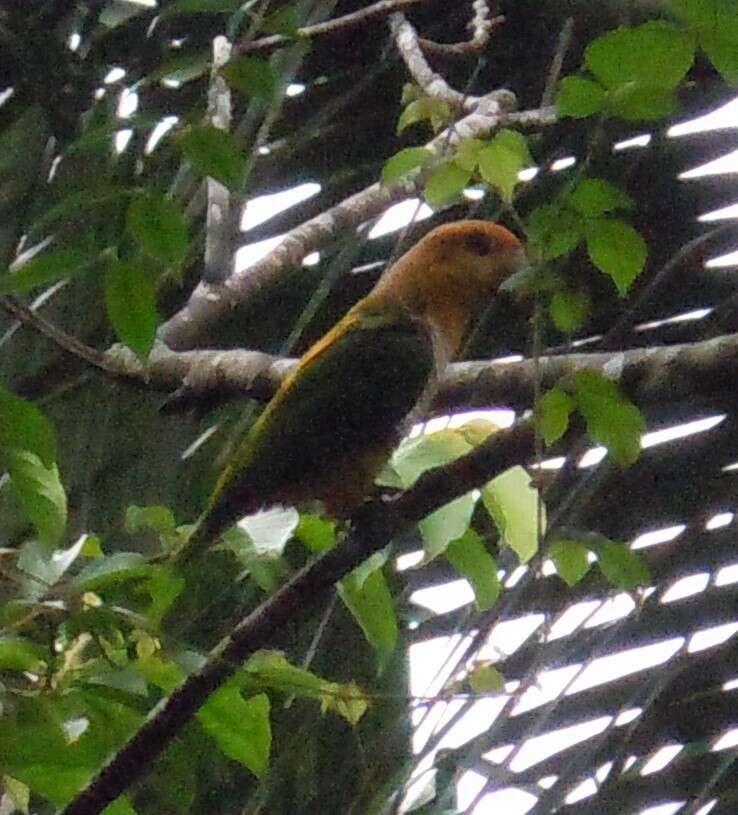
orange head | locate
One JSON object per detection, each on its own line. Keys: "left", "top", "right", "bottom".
{"left": 370, "top": 219, "right": 528, "bottom": 360}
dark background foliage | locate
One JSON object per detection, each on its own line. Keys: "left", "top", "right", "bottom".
{"left": 2, "top": 1, "right": 738, "bottom": 814}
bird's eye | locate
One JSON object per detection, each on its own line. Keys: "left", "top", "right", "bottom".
{"left": 463, "top": 232, "right": 495, "bottom": 256}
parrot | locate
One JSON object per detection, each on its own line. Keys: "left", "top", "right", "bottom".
{"left": 183, "top": 219, "right": 528, "bottom": 559}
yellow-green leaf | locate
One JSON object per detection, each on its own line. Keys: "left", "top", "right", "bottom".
{"left": 423, "top": 161, "right": 472, "bottom": 208}
{"left": 550, "top": 539, "right": 591, "bottom": 586}
{"left": 586, "top": 218, "right": 647, "bottom": 295}
{"left": 468, "top": 663, "right": 504, "bottom": 693}
{"left": 127, "top": 193, "right": 188, "bottom": 266}
{"left": 482, "top": 465, "right": 542, "bottom": 563}
{"left": 105, "top": 261, "right": 159, "bottom": 358}
{"left": 198, "top": 686, "right": 271, "bottom": 777}
{"left": 445, "top": 529, "right": 500, "bottom": 610}
{"left": 556, "top": 75, "right": 607, "bottom": 118}
{"left": 573, "top": 370, "right": 645, "bottom": 466}
{"left": 9, "top": 451, "right": 67, "bottom": 548}
{"left": 550, "top": 290, "right": 590, "bottom": 333}
{"left": 478, "top": 129, "right": 533, "bottom": 202}
{"left": 338, "top": 564, "right": 398, "bottom": 664}
{"left": 381, "top": 147, "right": 432, "bottom": 186}
{"left": 537, "top": 387, "right": 576, "bottom": 446}
{"left": 179, "top": 125, "right": 246, "bottom": 190}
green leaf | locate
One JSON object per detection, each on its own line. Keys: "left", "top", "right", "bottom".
{"left": 125, "top": 505, "right": 177, "bottom": 536}
{"left": 244, "top": 651, "right": 367, "bottom": 725}
{"left": 389, "top": 429, "right": 478, "bottom": 558}
{"left": 321, "top": 680, "right": 368, "bottom": 726}
{"left": 397, "top": 97, "right": 452, "bottom": 134}
{"left": 81, "top": 535, "right": 104, "bottom": 558}
{"left": 16, "top": 540, "right": 82, "bottom": 597}
{"left": 244, "top": 651, "right": 324, "bottom": 697}
{"left": 537, "top": 387, "right": 577, "bottom": 446}
{"left": 468, "top": 663, "right": 504, "bottom": 693}
{"left": 0, "top": 385, "right": 57, "bottom": 466}
{"left": 150, "top": 51, "right": 210, "bottom": 85}
{"left": 0, "top": 638, "right": 47, "bottom": 672}
{"left": 556, "top": 76, "right": 607, "bottom": 117}
{"left": 550, "top": 290, "right": 590, "bottom": 333}
{"left": 550, "top": 539, "right": 591, "bottom": 586}
{"left": 420, "top": 493, "right": 478, "bottom": 560}
{"left": 573, "top": 370, "right": 646, "bottom": 466}
{"left": 143, "top": 567, "right": 185, "bottom": 627}
{"left": 222, "top": 57, "right": 278, "bottom": 100}
{"left": 527, "top": 204, "right": 585, "bottom": 260}
{"left": 126, "top": 193, "right": 188, "bottom": 266}
{"left": 585, "top": 21, "right": 695, "bottom": 89}
{"left": 102, "top": 799, "right": 137, "bottom": 815}
{"left": 606, "top": 82, "right": 677, "bottom": 120}
{"left": 586, "top": 218, "right": 647, "bottom": 295}
{"left": 445, "top": 529, "right": 500, "bottom": 611}
{"left": 261, "top": 5, "right": 301, "bottom": 38}
{"left": 381, "top": 147, "right": 432, "bottom": 186}
{"left": 198, "top": 686, "right": 271, "bottom": 777}
{"left": 568, "top": 179, "right": 633, "bottom": 218}
{"left": 179, "top": 125, "right": 246, "bottom": 190}
{"left": 0, "top": 248, "right": 91, "bottom": 295}
{"left": 220, "top": 527, "right": 290, "bottom": 593}
{"left": 237, "top": 506, "right": 299, "bottom": 556}
{"left": 3, "top": 777, "right": 30, "bottom": 815}
{"left": 482, "top": 465, "right": 542, "bottom": 563}
{"left": 390, "top": 430, "right": 472, "bottom": 487}
{"left": 477, "top": 129, "right": 533, "bottom": 202}
{"left": 454, "top": 138, "right": 487, "bottom": 172}
{"left": 593, "top": 539, "right": 650, "bottom": 588}
{"left": 672, "top": 1, "right": 738, "bottom": 81}
{"left": 423, "top": 161, "right": 472, "bottom": 208}
{"left": 9, "top": 451, "right": 67, "bottom": 547}
{"left": 74, "top": 552, "right": 150, "bottom": 592}
{"left": 698, "top": 26, "right": 738, "bottom": 84}
{"left": 295, "top": 513, "right": 336, "bottom": 553}
{"left": 338, "top": 563, "right": 398, "bottom": 664}
{"left": 105, "top": 261, "right": 159, "bottom": 358}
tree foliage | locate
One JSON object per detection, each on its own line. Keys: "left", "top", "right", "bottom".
{"left": 1, "top": 2, "right": 738, "bottom": 814}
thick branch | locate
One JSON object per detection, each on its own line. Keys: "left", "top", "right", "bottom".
{"left": 60, "top": 417, "right": 534, "bottom": 815}
{"left": 235, "top": 0, "right": 430, "bottom": 56}
{"left": 104, "top": 330, "right": 738, "bottom": 415}
{"left": 158, "top": 103, "right": 555, "bottom": 350}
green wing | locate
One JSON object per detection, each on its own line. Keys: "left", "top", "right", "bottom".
{"left": 209, "top": 307, "right": 435, "bottom": 521}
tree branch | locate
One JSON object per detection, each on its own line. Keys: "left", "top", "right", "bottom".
{"left": 389, "top": 11, "right": 481, "bottom": 110}
{"left": 158, "top": 102, "right": 555, "bottom": 350}
{"left": 202, "top": 35, "right": 234, "bottom": 285}
{"left": 234, "top": 0, "right": 431, "bottom": 56}
{"left": 541, "top": 16, "right": 574, "bottom": 107}
{"left": 418, "top": 2, "right": 503, "bottom": 58}
{"left": 60, "top": 416, "right": 535, "bottom": 815}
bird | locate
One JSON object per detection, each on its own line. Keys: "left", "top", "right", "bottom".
{"left": 183, "top": 219, "right": 528, "bottom": 560}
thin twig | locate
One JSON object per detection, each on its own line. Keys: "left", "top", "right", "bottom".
{"left": 419, "top": 3, "right": 503, "bottom": 58}
{"left": 0, "top": 295, "right": 119, "bottom": 376}
{"left": 541, "top": 17, "right": 574, "bottom": 107}
{"left": 203, "top": 36, "right": 234, "bottom": 284}
{"left": 235, "top": 0, "right": 430, "bottom": 56}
